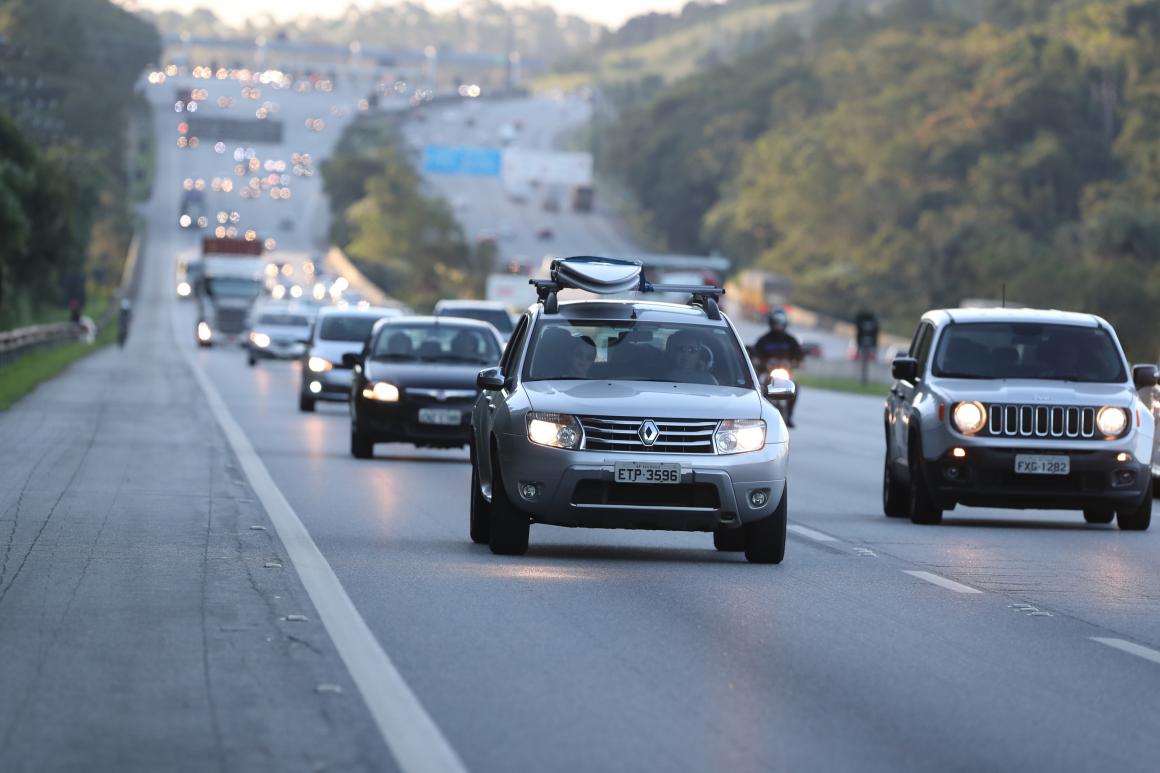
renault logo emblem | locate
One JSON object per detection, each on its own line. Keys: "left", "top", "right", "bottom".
{"left": 639, "top": 420, "right": 660, "bottom": 446}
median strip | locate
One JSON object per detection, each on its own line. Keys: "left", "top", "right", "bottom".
{"left": 1091, "top": 637, "right": 1160, "bottom": 666}
{"left": 903, "top": 570, "right": 983, "bottom": 594}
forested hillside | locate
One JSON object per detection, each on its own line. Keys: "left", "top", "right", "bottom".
{"left": 600, "top": 0, "right": 1160, "bottom": 355}
{"left": 0, "top": 0, "right": 159, "bottom": 327}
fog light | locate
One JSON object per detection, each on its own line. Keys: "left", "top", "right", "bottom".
{"left": 1116, "top": 452, "right": 1131, "bottom": 463}
{"left": 1116, "top": 469, "right": 1136, "bottom": 485}
{"left": 308, "top": 381, "right": 322, "bottom": 394}
{"left": 944, "top": 466, "right": 962, "bottom": 480}
{"left": 951, "top": 447, "right": 966, "bottom": 459}
{"left": 519, "top": 482, "right": 541, "bottom": 501}
{"left": 749, "top": 489, "right": 769, "bottom": 508}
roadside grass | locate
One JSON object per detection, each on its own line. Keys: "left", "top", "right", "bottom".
{"left": 0, "top": 324, "right": 115, "bottom": 411}
{"left": 797, "top": 373, "right": 890, "bottom": 398}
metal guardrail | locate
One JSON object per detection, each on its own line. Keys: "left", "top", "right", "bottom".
{"left": 0, "top": 322, "right": 87, "bottom": 358}
{"left": 0, "top": 231, "right": 142, "bottom": 365}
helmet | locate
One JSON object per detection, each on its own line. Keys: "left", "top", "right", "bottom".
{"left": 767, "top": 308, "right": 788, "bottom": 330}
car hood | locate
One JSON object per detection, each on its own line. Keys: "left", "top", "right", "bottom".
{"left": 524, "top": 380, "right": 763, "bottom": 419}
{"left": 934, "top": 379, "right": 1136, "bottom": 406}
{"left": 363, "top": 360, "right": 484, "bottom": 388}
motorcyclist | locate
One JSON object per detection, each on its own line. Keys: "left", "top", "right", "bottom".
{"left": 753, "top": 308, "right": 802, "bottom": 426}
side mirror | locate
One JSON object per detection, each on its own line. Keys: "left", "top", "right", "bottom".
{"left": 766, "top": 380, "right": 796, "bottom": 401}
{"left": 1133, "top": 364, "right": 1158, "bottom": 389}
{"left": 341, "top": 352, "right": 363, "bottom": 368}
{"left": 892, "top": 356, "right": 918, "bottom": 383}
{"left": 477, "top": 367, "right": 506, "bottom": 391}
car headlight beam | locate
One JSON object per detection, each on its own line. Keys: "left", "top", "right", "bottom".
{"left": 250, "top": 331, "right": 271, "bottom": 348}
{"left": 526, "top": 412, "right": 581, "bottom": 450}
{"left": 362, "top": 382, "right": 399, "bottom": 402}
{"left": 308, "top": 356, "right": 333, "bottom": 373}
{"left": 715, "top": 419, "right": 766, "bottom": 455}
{"left": 952, "top": 401, "right": 986, "bottom": 435}
{"left": 197, "top": 321, "right": 212, "bottom": 342}
{"left": 1096, "top": 406, "right": 1128, "bottom": 437}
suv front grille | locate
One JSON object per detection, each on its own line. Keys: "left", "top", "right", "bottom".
{"left": 578, "top": 416, "right": 717, "bottom": 454}
{"left": 984, "top": 404, "right": 1096, "bottom": 439}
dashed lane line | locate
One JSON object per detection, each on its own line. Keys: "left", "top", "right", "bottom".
{"left": 173, "top": 302, "right": 468, "bottom": 773}
{"left": 903, "top": 570, "right": 983, "bottom": 595}
{"left": 1091, "top": 637, "right": 1160, "bottom": 666}
{"left": 787, "top": 524, "right": 839, "bottom": 543}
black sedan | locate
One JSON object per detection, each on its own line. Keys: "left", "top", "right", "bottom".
{"left": 347, "top": 317, "right": 503, "bottom": 457}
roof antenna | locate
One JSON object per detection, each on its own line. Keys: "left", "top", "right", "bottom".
{"left": 1002, "top": 283, "right": 1006, "bottom": 309}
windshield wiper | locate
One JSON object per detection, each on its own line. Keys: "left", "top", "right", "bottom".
{"left": 373, "top": 353, "right": 418, "bottom": 362}
{"left": 934, "top": 371, "right": 986, "bottom": 379}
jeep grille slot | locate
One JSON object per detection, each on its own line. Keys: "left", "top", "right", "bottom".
{"left": 985, "top": 404, "right": 1096, "bottom": 439}
{"left": 578, "top": 417, "right": 718, "bottom": 454}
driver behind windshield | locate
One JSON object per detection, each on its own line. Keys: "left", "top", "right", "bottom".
{"left": 664, "top": 330, "right": 717, "bottom": 385}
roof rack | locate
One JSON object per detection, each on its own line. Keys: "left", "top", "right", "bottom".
{"left": 530, "top": 256, "right": 725, "bottom": 320}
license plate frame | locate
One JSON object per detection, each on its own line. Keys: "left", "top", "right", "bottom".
{"left": 613, "top": 462, "right": 682, "bottom": 485}
{"left": 1014, "top": 454, "right": 1070, "bottom": 475}
{"left": 417, "top": 407, "right": 462, "bottom": 426}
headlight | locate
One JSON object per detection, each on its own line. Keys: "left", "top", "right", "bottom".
{"left": 1096, "top": 406, "right": 1128, "bottom": 437}
{"left": 770, "top": 367, "right": 791, "bottom": 382}
{"left": 361, "top": 382, "right": 399, "bottom": 402}
{"left": 952, "top": 401, "right": 986, "bottom": 435}
{"left": 526, "top": 412, "right": 581, "bottom": 449}
{"left": 308, "top": 356, "right": 333, "bottom": 373}
{"left": 176, "top": 281, "right": 191, "bottom": 297}
{"left": 197, "top": 321, "right": 212, "bottom": 341}
{"left": 250, "top": 331, "right": 271, "bottom": 348}
{"left": 715, "top": 419, "right": 766, "bottom": 454}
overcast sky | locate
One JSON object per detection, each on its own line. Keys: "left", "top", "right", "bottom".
{"left": 121, "top": 0, "right": 691, "bottom": 29}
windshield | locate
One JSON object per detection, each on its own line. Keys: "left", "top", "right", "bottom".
{"left": 437, "top": 308, "right": 514, "bottom": 334}
{"left": 206, "top": 277, "right": 262, "bottom": 299}
{"left": 932, "top": 322, "right": 1126, "bottom": 382}
{"left": 257, "top": 313, "right": 310, "bottom": 327}
{"left": 319, "top": 315, "right": 379, "bottom": 342}
{"left": 371, "top": 323, "right": 501, "bottom": 364}
{"left": 523, "top": 320, "right": 753, "bottom": 388}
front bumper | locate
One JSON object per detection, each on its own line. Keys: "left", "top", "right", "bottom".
{"left": 354, "top": 397, "right": 474, "bottom": 447}
{"left": 251, "top": 342, "right": 306, "bottom": 360}
{"left": 302, "top": 367, "right": 354, "bottom": 401}
{"left": 495, "top": 435, "right": 789, "bottom": 531}
{"left": 922, "top": 443, "right": 1149, "bottom": 510}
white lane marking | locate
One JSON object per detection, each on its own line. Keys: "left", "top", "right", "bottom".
{"left": 903, "top": 570, "right": 983, "bottom": 595}
{"left": 787, "top": 524, "right": 838, "bottom": 542}
{"left": 173, "top": 305, "right": 467, "bottom": 773}
{"left": 1091, "top": 637, "right": 1160, "bottom": 666}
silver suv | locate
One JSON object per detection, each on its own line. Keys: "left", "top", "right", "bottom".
{"left": 885, "top": 308, "right": 1157, "bottom": 529}
{"left": 469, "top": 258, "right": 794, "bottom": 563}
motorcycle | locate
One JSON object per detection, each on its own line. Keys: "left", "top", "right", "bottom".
{"left": 748, "top": 348, "right": 799, "bottom": 425}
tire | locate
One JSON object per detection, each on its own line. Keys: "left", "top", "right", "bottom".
{"left": 713, "top": 527, "right": 746, "bottom": 552}
{"left": 488, "top": 446, "right": 529, "bottom": 555}
{"left": 1082, "top": 507, "right": 1115, "bottom": 524}
{"left": 469, "top": 440, "right": 491, "bottom": 544}
{"left": 299, "top": 394, "right": 316, "bottom": 412}
{"left": 744, "top": 488, "right": 787, "bottom": 564}
{"left": 908, "top": 435, "right": 943, "bottom": 525}
{"left": 1117, "top": 494, "right": 1152, "bottom": 531}
{"left": 350, "top": 425, "right": 374, "bottom": 459}
{"left": 883, "top": 441, "right": 909, "bottom": 518}
{"left": 1153, "top": 476, "right": 1160, "bottom": 498}
{"left": 247, "top": 354, "right": 256, "bottom": 367}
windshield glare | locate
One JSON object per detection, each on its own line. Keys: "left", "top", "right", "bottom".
{"left": 206, "top": 277, "right": 262, "bottom": 298}
{"left": 257, "top": 314, "right": 310, "bottom": 327}
{"left": 438, "top": 308, "right": 514, "bottom": 334}
{"left": 524, "top": 320, "right": 752, "bottom": 388}
{"left": 371, "top": 324, "right": 501, "bottom": 364}
{"left": 319, "top": 315, "right": 379, "bottom": 342}
{"left": 932, "top": 322, "right": 1126, "bottom": 382}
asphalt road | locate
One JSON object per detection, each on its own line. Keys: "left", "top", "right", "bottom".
{"left": 4, "top": 77, "right": 1160, "bottom": 771}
